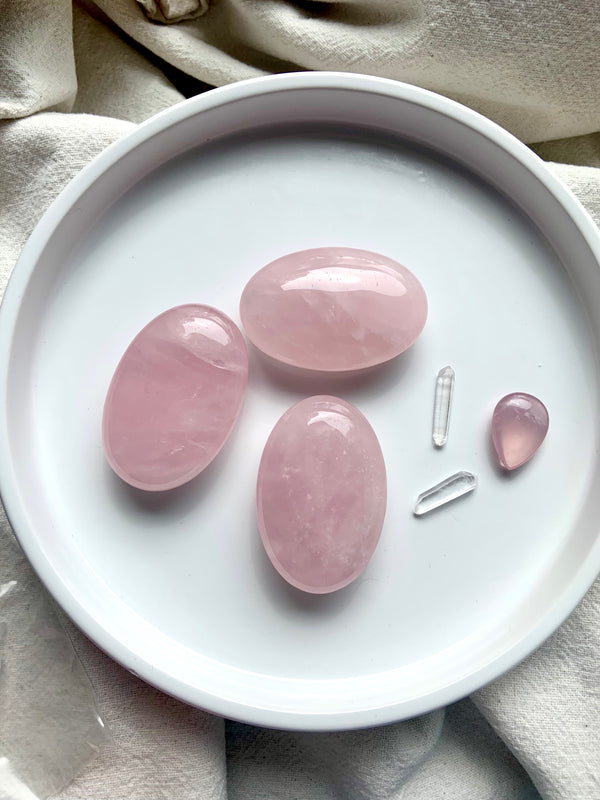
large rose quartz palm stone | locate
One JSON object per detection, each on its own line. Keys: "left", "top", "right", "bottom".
{"left": 103, "top": 305, "right": 248, "bottom": 491}
{"left": 257, "top": 396, "right": 387, "bottom": 594}
{"left": 492, "top": 393, "right": 549, "bottom": 470}
{"left": 240, "top": 247, "right": 427, "bottom": 371}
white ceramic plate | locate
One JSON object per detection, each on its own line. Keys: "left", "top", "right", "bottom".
{"left": 2, "top": 73, "right": 600, "bottom": 731}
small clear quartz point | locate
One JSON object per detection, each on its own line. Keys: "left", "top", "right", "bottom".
{"left": 432, "top": 366, "right": 454, "bottom": 447}
{"left": 414, "top": 471, "right": 478, "bottom": 516}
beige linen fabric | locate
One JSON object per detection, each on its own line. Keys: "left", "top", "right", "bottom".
{"left": 92, "top": 0, "right": 600, "bottom": 142}
{"left": 1, "top": 2, "right": 599, "bottom": 799}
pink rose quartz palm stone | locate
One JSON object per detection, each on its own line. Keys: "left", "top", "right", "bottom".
{"left": 240, "top": 247, "right": 427, "bottom": 372}
{"left": 257, "top": 396, "right": 387, "bottom": 594}
{"left": 491, "top": 393, "right": 549, "bottom": 470}
{"left": 103, "top": 305, "right": 248, "bottom": 491}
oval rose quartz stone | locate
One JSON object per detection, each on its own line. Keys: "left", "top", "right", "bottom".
{"left": 257, "top": 396, "right": 387, "bottom": 594}
{"left": 103, "top": 305, "right": 248, "bottom": 491}
{"left": 240, "top": 247, "right": 427, "bottom": 371}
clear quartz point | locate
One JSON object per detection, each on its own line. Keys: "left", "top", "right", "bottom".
{"left": 413, "top": 471, "right": 478, "bottom": 516}
{"left": 432, "top": 366, "right": 454, "bottom": 447}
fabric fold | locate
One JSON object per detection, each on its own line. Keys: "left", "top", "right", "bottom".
{"left": 0, "top": 0, "right": 76, "bottom": 119}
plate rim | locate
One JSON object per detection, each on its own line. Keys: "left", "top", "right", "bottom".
{"left": 2, "top": 71, "right": 600, "bottom": 730}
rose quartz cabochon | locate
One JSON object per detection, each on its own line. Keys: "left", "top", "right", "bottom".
{"left": 103, "top": 305, "right": 248, "bottom": 491}
{"left": 257, "top": 396, "right": 387, "bottom": 594}
{"left": 492, "top": 393, "right": 549, "bottom": 470}
{"left": 240, "top": 247, "right": 428, "bottom": 371}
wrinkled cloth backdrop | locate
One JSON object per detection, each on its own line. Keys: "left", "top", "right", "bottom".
{"left": 1, "top": 2, "right": 599, "bottom": 799}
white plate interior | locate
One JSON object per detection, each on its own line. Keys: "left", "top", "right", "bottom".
{"left": 3, "top": 76, "right": 600, "bottom": 729}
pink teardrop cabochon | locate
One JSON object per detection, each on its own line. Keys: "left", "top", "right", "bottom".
{"left": 491, "top": 393, "right": 549, "bottom": 471}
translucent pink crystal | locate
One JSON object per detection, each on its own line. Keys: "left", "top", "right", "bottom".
{"left": 491, "top": 393, "right": 549, "bottom": 471}
{"left": 240, "top": 247, "right": 428, "bottom": 372}
{"left": 257, "top": 396, "right": 387, "bottom": 594}
{"left": 103, "top": 305, "right": 248, "bottom": 491}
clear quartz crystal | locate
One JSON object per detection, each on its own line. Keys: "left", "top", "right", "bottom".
{"left": 413, "top": 471, "right": 478, "bottom": 516}
{"left": 432, "top": 366, "right": 454, "bottom": 447}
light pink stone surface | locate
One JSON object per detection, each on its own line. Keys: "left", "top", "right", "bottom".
{"left": 491, "top": 392, "right": 549, "bottom": 471}
{"left": 240, "top": 247, "right": 428, "bottom": 372}
{"left": 103, "top": 305, "right": 248, "bottom": 491}
{"left": 257, "top": 396, "right": 387, "bottom": 594}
